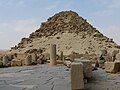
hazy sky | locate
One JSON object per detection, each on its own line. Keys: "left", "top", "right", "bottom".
{"left": 0, "top": 0, "right": 120, "bottom": 49}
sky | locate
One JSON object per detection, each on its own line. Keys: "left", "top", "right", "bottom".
{"left": 0, "top": 0, "right": 120, "bottom": 49}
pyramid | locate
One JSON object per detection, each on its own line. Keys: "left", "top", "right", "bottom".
{"left": 10, "top": 11, "right": 120, "bottom": 55}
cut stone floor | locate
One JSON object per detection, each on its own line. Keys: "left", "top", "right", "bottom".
{"left": 0, "top": 64, "right": 120, "bottom": 90}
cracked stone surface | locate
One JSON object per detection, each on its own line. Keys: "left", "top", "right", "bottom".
{"left": 0, "top": 64, "right": 70, "bottom": 90}
{"left": 85, "top": 68, "right": 120, "bottom": 90}
{"left": 0, "top": 64, "right": 120, "bottom": 90}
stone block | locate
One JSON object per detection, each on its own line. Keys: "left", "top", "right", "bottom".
{"left": 31, "top": 53, "right": 37, "bottom": 64}
{"left": 83, "top": 54, "right": 90, "bottom": 60}
{"left": 25, "top": 54, "right": 32, "bottom": 66}
{"left": 7, "top": 54, "right": 14, "bottom": 61}
{"left": 3, "top": 55, "right": 9, "bottom": 66}
{"left": 71, "top": 62, "right": 84, "bottom": 90}
{"left": 43, "top": 53, "right": 50, "bottom": 60}
{"left": 57, "top": 60, "right": 63, "bottom": 64}
{"left": 102, "top": 54, "right": 112, "bottom": 62}
{"left": 111, "top": 50, "right": 119, "bottom": 61}
{"left": 0, "top": 61, "right": 3, "bottom": 67}
{"left": 21, "top": 59, "right": 25, "bottom": 66}
{"left": 68, "top": 53, "right": 83, "bottom": 62}
{"left": 116, "top": 53, "right": 120, "bottom": 60}
{"left": 37, "top": 59, "right": 44, "bottom": 64}
{"left": 17, "top": 53, "right": 27, "bottom": 60}
{"left": 65, "top": 61, "right": 71, "bottom": 68}
{"left": 105, "top": 62, "right": 120, "bottom": 73}
{"left": 60, "top": 51, "right": 63, "bottom": 61}
{"left": 11, "top": 59, "right": 22, "bottom": 66}
{"left": 100, "top": 50, "right": 107, "bottom": 56}
{"left": 74, "top": 59, "right": 92, "bottom": 78}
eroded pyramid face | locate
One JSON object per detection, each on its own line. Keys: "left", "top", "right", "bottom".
{"left": 11, "top": 11, "right": 120, "bottom": 55}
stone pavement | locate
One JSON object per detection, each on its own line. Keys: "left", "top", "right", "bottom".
{"left": 0, "top": 64, "right": 120, "bottom": 90}
{"left": 85, "top": 69, "right": 120, "bottom": 90}
{"left": 0, "top": 64, "right": 71, "bottom": 90}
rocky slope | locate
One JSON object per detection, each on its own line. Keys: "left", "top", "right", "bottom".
{"left": 10, "top": 11, "right": 120, "bottom": 55}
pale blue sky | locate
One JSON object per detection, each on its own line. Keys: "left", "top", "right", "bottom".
{"left": 0, "top": 0, "right": 120, "bottom": 49}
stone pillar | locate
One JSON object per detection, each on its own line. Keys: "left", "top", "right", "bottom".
{"left": 25, "top": 54, "right": 32, "bottom": 66}
{"left": 60, "top": 51, "right": 63, "bottom": 61}
{"left": 71, "top": 62, "right": 84, "bottom": 90}
{"left": 3, "top": 55, "right": 9, "bottom": 66}
{"left": 50, "top": 44, "right": 57, "bottom": 66}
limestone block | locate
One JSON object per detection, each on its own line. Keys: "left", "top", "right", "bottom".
{"left": 25, "top": 54, "right": 32, "bottom": 66}
{"left": 21, "top": 59, "right": 25, "bottom": 66}
{"left": 31, "top": 53, "right": 37, "bottom": 64}
{"left": 50, "top": 44, "right": 57, "bottom": 66}
{"left": 99, "top": 63, "right": 104, "bottom": 69}
{"left": 0, "top": 61, "right": 3, "bottom": 67}
{"left": 105, "top": 62, "right": 120, "bottom": 73}
{"left": 69, "top": 53, "right": 83, "bottom": 62}
{"left": 95, "top": 60, "right": 99, "bottom": 67}
{"left": 60, "top": 51, "right": 63, "bottom": 61}
{"left": 37, "top": 59, "right": 43, "bottom": 64}
{"left": 111, "top": 50, "right": 119, "bottom": 61}
{"left": 100, "top": 50, "right": 107, "bottom": 56}
{"left": 65, "top": 61, "right": 71, "bottom": 68}
{"left": 17, "top": 53, "right": 27, "bottom": 60}
{"left": 116, "top": 53, "right": 120, "bottom": 60}
{"left": 43, "top": 53, "right": 50, "bottom": 60}
{"left": 57, "top": 60, "right": 63, "bottom": 64}
{"left": 7, "top": 54, "right": 14, "bottom": 61}
{"left": 103, "top": 53, "right": 112, "bottom": 62}
{"left": 11, "top": 59, "right": 22, "bottom": 66}
{"left": 3, "top": 55, "right": 9, "bottom": 66}
{"left": 74, "top": 59, "right": 92, "bottom": 78}
{"left": 83, "top": 54, "right": 90, "bottom": 60}
{"left": 37, "top": 59, "right": 44, "bottom": 64}
{"left": 111, "top": 50, "right": 119, "bottom": 57}
{"left": 71, "top": 62, "right": 84, "bottom": 90}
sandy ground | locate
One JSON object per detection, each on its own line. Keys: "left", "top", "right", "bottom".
{"left": 0, "top": 64, "right": 120, "bottom": 90}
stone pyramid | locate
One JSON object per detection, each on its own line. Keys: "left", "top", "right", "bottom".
{"left": 10, "top": 11, "right": 120, "bottom": 55}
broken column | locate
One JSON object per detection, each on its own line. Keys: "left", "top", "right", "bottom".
{"left": 50, "top": 44, "right": 57, "bottom": 66}
{"left": 25, "top": 54, "right": 32, "bottom": 66}
{"left": 3, "top": 55, "right": 9, "bottom": 66}
{"left": 71, "top": 62, "right": 84, "bottom": 90}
